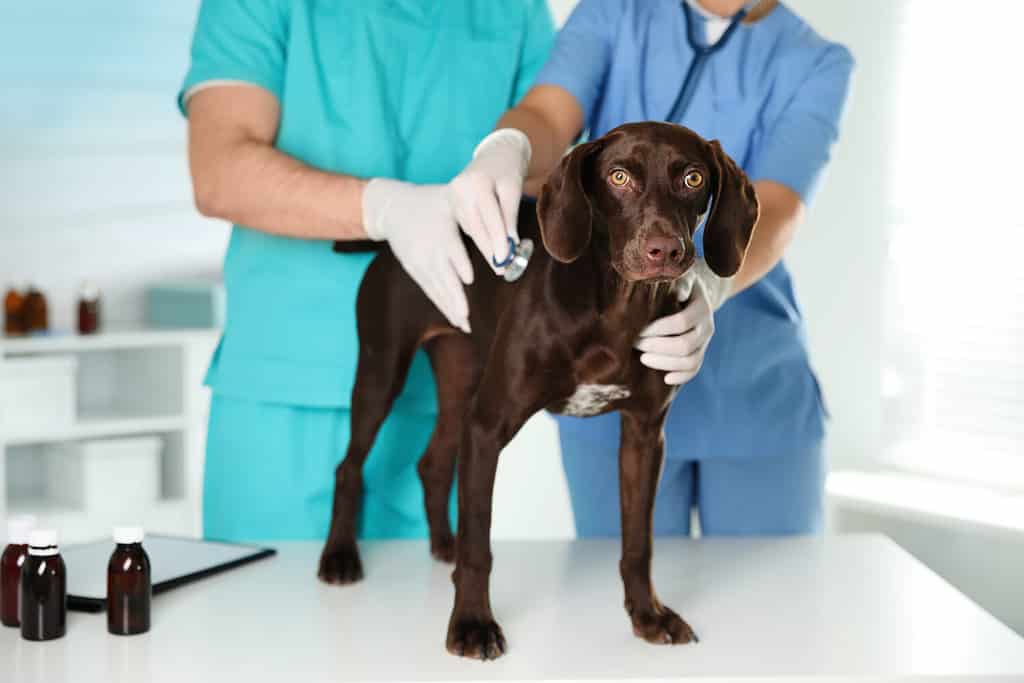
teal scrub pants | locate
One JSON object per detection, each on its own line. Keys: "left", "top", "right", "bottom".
{"left": 203, "top": 395, "right": 452, "bottom": 542}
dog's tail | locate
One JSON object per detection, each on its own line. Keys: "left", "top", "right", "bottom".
{"left": 332, "top": 240, "right": 382, "bottom": 253}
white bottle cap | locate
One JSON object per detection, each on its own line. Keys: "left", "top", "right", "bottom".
{"left": 6, "top": 515, "right": 37, "bottom": 544}
{"left": 79, "top": 281, "right": 101, "bottom": 301}
{"left": 28, "top": 529, "right": 58, "bottom": 548}
{"left": 113, "top": 526, "right": 144, "bottom": 544}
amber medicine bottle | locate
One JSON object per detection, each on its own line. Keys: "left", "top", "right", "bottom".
{"left": 22, "top": 287, "right": 49, "bottom": 333}
{"left": 20, "top": 529, "right": 66, "bottom": 641}
{"left": 77, "top": 282, "right": 101, "bottom": 335}
{"left": 107, "top": 526, "right": 151, "bottom": 635}
{"left": 1, "top": 516, "right": 37, "bottom": 627}
{"left": 3, "top": 285, "right": 25, "bottom": 335}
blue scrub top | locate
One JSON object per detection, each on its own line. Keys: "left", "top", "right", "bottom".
{"left": 179, "top": 0, "right": 554, "bottom": 409}
{"left": 536, "top": 0, "right": 854, "bottom": 460}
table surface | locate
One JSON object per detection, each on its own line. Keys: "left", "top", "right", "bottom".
{"left": 2, "top": 535, "right": 1023, "bottom": 682}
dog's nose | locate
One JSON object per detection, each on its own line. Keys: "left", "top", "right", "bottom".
{"left": 644, "top": 236, "right": 684, "bottom": 266}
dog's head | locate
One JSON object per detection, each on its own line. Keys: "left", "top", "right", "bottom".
{"left": 537, "top": 122, "right": 759, "bottom": 282}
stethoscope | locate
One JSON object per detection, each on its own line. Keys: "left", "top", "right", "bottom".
{"left": 495, "top": 2, "right": 751, "bottom": 282}
{"left": 667, "top": 1, "right": 750, "bottom": 123}
{"left": 493, "top": 234, "right": 533, "bottom": 282}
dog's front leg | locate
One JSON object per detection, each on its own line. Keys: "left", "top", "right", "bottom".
{"left": 445, "top": 410, "right": 505, "bottom": 660}
{"left": 445, "top": 354, "right": 556, "bottom": 660}
{"left": 618, "top": 408, "right": 698, "bottom": 645}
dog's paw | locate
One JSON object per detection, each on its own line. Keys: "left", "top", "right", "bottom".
{"left": 317, "top": 542, "right": 364, "bottom": 585}
{"left": 629, "top": 604, "right": 697, "bottom": 645}
{"left": 446, "top": 617, "right": 507, "bottom": 660}
{"left": 430, "top": 533, "right": 455, "bottom": 563}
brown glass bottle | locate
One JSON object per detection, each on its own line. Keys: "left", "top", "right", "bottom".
{"left": 77, "top": 282, "right": 101, "bottom": 335}
{"left": 20, "top": 529, "right": 66, "bottom": 641}
{"left": 3, "top": 285, "right": 25, "bottom": 335}
{"left": 107, "top": 527, "right": 151, "bottom": 635}
{"left": 22, "top": 287, "right": 48, "bottom": 333}
{"left": 1, "top": 516, "right": 37, "bottom": 627}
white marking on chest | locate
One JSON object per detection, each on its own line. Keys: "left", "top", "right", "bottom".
{"left": 561, "top": 384, "right": 631, "bottom": 417}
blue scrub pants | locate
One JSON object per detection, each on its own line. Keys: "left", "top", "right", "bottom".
{"left": 203, "top": 395, "right": 449, "bottom": 542}
{"left": 557, "top": 412, "right": 825, "bottom": 537}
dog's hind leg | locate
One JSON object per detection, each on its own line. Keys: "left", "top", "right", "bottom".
{"left": 318, "top": 340, "right": 416, "bottom": 585}
{"left": 419, "top": 334, "right": 479, "bottom": 563}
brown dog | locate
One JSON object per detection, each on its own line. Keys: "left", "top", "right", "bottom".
{"left": 320, "top": 122, "right": 759, "bottom": 659}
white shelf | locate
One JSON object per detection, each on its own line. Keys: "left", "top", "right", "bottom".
{"left": 0, "top": 323, "right": 218, "bottom": 540}
{"left": 828, "top": 469, "right": 1024, "bottom": 537}
{"left": 4, "top": 413, "right": 187, "bottom": 446}
{"left": 1, "top": 324, "right": 219, "bottom": 355}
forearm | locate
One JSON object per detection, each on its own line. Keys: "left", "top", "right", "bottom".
{"left": 493, "top": 85, "right": 584, "bottom": 196}
{"left": 729, "top": 180, "right": 804, "bottom": 295}
{"left": 190, "top": 136, "right": 367, "bottom": 240}
{"left": 187, "top": 86, "right": 368, "bottom": 241}
{"left": 496, "top": 109, "right": 565, "bottom": 196}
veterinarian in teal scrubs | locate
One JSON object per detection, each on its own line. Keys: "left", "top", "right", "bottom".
{"left": 179, "top": 1, "right": 554, "bottom": 541}
{"left": 445, "top": 0, "right": 853, "bottom": 536}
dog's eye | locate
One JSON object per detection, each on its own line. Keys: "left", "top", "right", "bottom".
{"left": 684, "top": 170, "right": 704, "bottom": 189}
{"left": 609, "top": 169, "right": 631, "bottom": 187}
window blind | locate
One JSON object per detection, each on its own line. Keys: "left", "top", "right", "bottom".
{"left": 881, "top": 3, "right": 1024, "bottom": 488}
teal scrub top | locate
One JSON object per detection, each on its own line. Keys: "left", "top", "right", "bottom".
{"left": 179, "top": 0, "right": 554, "bottom": 409}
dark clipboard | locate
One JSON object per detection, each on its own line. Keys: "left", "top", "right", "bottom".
{"left": 64, "top": 534, "right": 276, "bottom": 612}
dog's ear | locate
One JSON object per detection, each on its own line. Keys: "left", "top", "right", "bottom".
{"left": 703, "top": 140, "right": 760, "bottom": 277}
{"left": 537, "top": 139, "right": 605, "bottom": 264}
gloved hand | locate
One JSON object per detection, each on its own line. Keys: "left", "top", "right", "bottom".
{"left": 447, "top": 128, "right": 531, "bottom": 272}
{"left": 362, "top": 178, "right": 474, "bottom": 333}
{"left": 634, "top": 259, "right": 733, "bottom": 385}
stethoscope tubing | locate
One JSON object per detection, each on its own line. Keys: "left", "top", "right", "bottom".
{"left": 666, "top": 2, "right": 749, "bottom": 123}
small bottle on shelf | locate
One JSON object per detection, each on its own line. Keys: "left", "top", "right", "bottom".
{"left": 20, "top": 529, "right": 66, "bottom": 641}
{"left": 22, "top": 286, "right": 49, "bottom": 333}
{"left": 1, "top": 515, "right": 37, "bottom": 627}
{"left": 3, "top": 284, "right": 25, "bottom": 335}
{"left": 77, "top": 282, "right": 102, "bottom": 335}
{"left": 107, "top": 526, "right": 151, "bottom": 636}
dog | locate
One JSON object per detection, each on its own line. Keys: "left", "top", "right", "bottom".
{"left": 320, "top": 121, "right": 759, "bottom": 659}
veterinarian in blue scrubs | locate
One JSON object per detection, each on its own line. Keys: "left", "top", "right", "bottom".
{"left": 448, "top": 0, "right": 853, "bottom": 536}
{"left": 179, "top": 2, "right": 554, "bottom": 541}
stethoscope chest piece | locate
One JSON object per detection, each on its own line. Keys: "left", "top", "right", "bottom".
{"left": 493, "top": 236, "right": 534, "bottom": 283}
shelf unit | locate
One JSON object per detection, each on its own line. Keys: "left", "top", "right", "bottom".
{"left": 0, "top": 325, "right": 219, "bottom": 543}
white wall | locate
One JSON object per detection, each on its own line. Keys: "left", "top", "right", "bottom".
{"left": 784, "top": 1, "right": 1024, "bottom": 637}
{"left": 0, "top": 2, "right": 226, "bottom": 332}
{"left": 781, "top": 0, "right": 901, "bottom": 469}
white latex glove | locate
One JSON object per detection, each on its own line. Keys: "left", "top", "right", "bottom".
{"left": 634, "top": 259, "right": 733, "bottom": 385}
{"left": 447, "top": 128, "right": 531, "bottom": 272}
{"left": 362, "top": 178, "right": 473, "bottom": 333}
